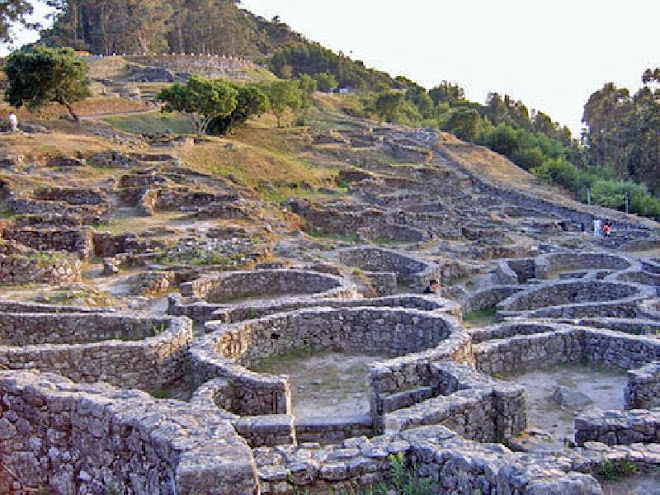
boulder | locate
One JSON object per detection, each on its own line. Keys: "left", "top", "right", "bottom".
{"left": 551, "top": 386, "right": 592, "bottom": 407}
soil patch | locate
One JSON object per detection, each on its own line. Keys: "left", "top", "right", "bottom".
{"left": 503, "top": 365, "right": 628, "bottom": 450}
{"left": 254, "top": 352, "right": 378, "bottom": 419}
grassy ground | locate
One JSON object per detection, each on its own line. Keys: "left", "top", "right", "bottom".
{"left": 102, "top": 111, "right": 192, "bottom": 134}
{"left": 463, "top": 307, "right": 498, "bottom": 328}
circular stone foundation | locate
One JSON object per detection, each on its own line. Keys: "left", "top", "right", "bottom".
{"left": 170, "top": 269, "right": 357, "bottom": 323}
{"left": 0, "top": 312, "right": 192, "bottom": 390}
{"left": 191, "top": 307, "right": 468, "bottom": 419}
{"left": 497, "top": 280, "right": 654, "bottom": 319}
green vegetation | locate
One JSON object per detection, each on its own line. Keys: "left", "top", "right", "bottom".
{"left": 4, "top": 45, "right": 91, "bottom": 121}
{"left": 102, "top": 112, "right": 192, "bottom": 134}
{"left": 345, "top": 73, "right": 660, "bottom": 220}
{"left": 270, "top": 42, "right": 395, "bottom": 91}
{"left": 463, "top": 307, "right": 498, "bottom": 328}
{"left": 158, "top": 76, "right": 238, "bottom": 135}
{"left": 0, "top": 0, "right": 32, "bottom": 44}
{"left": 600, "top": 458, "right": 639, "bottom": 482}
{"left": 252, "top": 346, "right": 327, "bottom": 373}
{"left": 208, "top": 83, "right": 269, "bottom": 135}
{"left": 263, "top": 80, "right": 302, "bottom": 128}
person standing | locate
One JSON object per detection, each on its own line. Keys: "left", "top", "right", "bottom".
{"left": 8, "top": 112, "right": 18, "bottom": 132}
{"left": 593, "top": 218, "right": 602, "bottom": 237}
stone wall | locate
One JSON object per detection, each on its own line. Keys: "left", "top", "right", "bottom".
{"left": 535, "top": 252, "right": 633, "bottom": 280}
{"left": 192, "top": 307, "right": 466, "bottom": 423}
{"left": 575, "top": 408, "right": 660, "bottom": 446}
{"left": 497, "top": 280, "right": 654, "bottom": 319}
{"left": 0, "top": 314, "right": 193, "bottom": 391}
{"left": 11, "top": 198, "right": 109, "bottom": 225}
{"left": 338, "top": 246, "right": 438, "bottom": 287}
{"left": 0, "top": 371, "right": 257, "bottom": 494}
{"left": 383, "top": 361, "right": 527, "bottom": 443}
{"left": 624, "top": 361, "right": 660, "bottom": 409}
{"left": 461, "top": 285, "right": 522, "bottom": 315}
{"left": 34, "top": 186, "right": 108, "bottom": 206}
{"left": 2, "top": 226, "right": 94, "bottom": 260}
{"left": 254, "top": 425, "right": 604, "bottom": 494}
{"left": 0, "top": 252, "right": 82, "bottom": 285}
{"left": 181, "top": 269, "right": 352, "bottom": 304}
{"left": 474, "top": 323, "right": 660, "bottom": 375}
{"left": 170, "top": 293, "right": 460, "bottom": 325}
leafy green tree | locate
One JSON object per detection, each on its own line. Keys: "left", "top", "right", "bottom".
{"left": 482, "top": 123, "right": 519, "bottom": 156}
{"left": 0, "top": 0, "right": 33, "bottom": 44}
{"left": 208, "top": 83, "right": 269, "bottom": 135}
{"left": 375, "top": 91, "right": 405, "bottom": 123}
{"left": 315, "top": 72, "right": 338, "bottom": 93}
{"left": 298, "top": 74, "right": 317, "bottom": 111}
{"left": 445, "top": 109, "right": 481, "bottom": 141}
{"left": 4, "top": 45, "right": 91, "bottom": 121}
{"left": 429, "top": 81, "right": 464, "bottom": 105}
{"left": 405, "top": 87, "right": 434, "bottom": 118}
{"left": 265, "top": 80, "right": 301, "bottom": 128}
{"left": 158, "top": 75, "right": 238, "bottom": 135}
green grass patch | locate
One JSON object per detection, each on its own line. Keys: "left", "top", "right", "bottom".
{"left": 463, "top": 307, "right": 498, "bottom": 328}
{"left": 307, "top": 230, "right": 358, "bottom": 243}
{"left": 102, "top": 111, "right": 192, "bottom": 134}
{"left": 252, "top": 346, "right": 328, "bottom": 373}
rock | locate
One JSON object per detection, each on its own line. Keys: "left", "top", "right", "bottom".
{"left": 551, "top": 386, "right": 592, "bottom": 407}
{"left": 19, "top": 123, "right": 49, "bottom": 133}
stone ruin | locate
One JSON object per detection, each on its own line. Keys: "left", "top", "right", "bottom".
{"left": 1, "top": 242, "right": 659, "bottom": 493}
{"left": 0, "top": 124, "right": 659, "bottom": 494}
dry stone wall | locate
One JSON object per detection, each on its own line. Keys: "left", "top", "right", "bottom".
{"left": 0, "top": 371, "right": 257, "bottom": 494}
{"left": 2, "top": 226, "right": 94, "bottom": 260}
{"left": 181, "top": 269, "right": 352, "bottom": 303}
{"left": 0, "top": 313, "right": 193, "bottom": 391}
{"left": 338, "top": 246, "right": 438, "bottom": 287}
{"left": 624, "top": 361, "right": 660, "bottom": 409}
{"left": 575, "top": 409, "right": 660, "bottom": 446}
{"left": 0, "top": 252, "right": 81, "bottom": 285}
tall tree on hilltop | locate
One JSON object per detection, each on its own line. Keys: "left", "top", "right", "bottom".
{"left": 429, "top": 81, "right": 464, "bottom": 105}
{"left": 582, "top": 82, "right": 633, "bottom": 169}
{"left": 0, "top": 0, "right": 33, "bottom": 44}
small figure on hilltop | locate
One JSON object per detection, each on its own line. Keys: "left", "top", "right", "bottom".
{"left": 603, "top": 220, "right": 612, "bottom": 237}
{"left": 424, "top": 279, "right": 440, "bottom": 294}
{"left": 8, "top": 112, "right": 18, "bottom": 132}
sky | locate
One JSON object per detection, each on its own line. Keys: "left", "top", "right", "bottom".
{"left": 4, "top": 0, "right": 659, "bottom": 136}
{"left": 240, "top": 0, "right": 659, "bottom": 136}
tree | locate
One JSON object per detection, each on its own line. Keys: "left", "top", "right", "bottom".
{"left": 208, "top": 83, "right": 269, "bottom": 135}
{"left": 298, "top": 74, "right": 317, "bottom": 111}
{"left": 4, "top": 45, "right": 91, "bottom": 121}
{"left": 375, "top": 91, "right": 405, "bottom": 123}
{"left": 445, "top": 109, "right": 481, "bottom": 141}
{"left": 265, "top": 80, "right": 301, "bottom": 128}
{"left": 429, "top": 81, "right": 464, "bottom": 105}
{"left": 315, "top": 72, "right": 338, "bottom": 93}
{"left": 0, "top": 0, "right": 33, "bottom": 44}
{"left": 158, "top": 75, "right": 238, "bottom": 135}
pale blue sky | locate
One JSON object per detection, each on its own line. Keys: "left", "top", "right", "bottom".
{"left": 5, "top": 1, "right": 659, "bottom": 136}
{"left": 241, "top": 0, "right": 659, "bottom": 135}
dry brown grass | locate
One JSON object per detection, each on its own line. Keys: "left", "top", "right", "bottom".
{"left": 181, "top": 134, "right": 336, "bottom": 200}
{"left": 0, "top": 97, "right": 147, "bottom": 122}
{"left": 0, "top": 131, "right": 121, "bottom": 159}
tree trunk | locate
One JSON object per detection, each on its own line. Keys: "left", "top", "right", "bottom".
{"left": 63, "top": 102, "right": 79, "bottom": 123}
